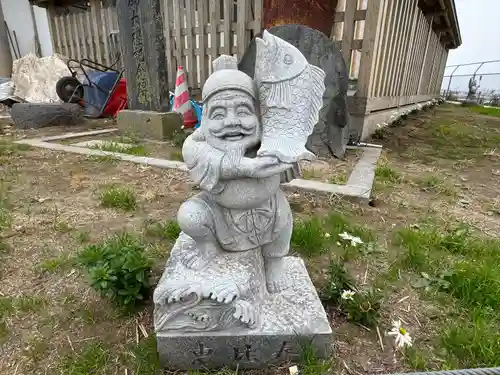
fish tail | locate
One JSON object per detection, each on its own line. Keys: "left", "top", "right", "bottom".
{"left": 257, "top": 138, "right": 316, "bottom": 163}
{"left": 305, "top": 64, "right": 327, "bottom": 134}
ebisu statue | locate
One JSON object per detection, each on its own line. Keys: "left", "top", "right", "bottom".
{"left": 153, "top": 30, "right": 333, "bottom": 370}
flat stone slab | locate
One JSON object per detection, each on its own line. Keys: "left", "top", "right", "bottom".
{"left": 116, "top": 110, "right": 182, "bottom": 141}
{"left": 11, "top": 103, "right": 83, "bottom": 129}
{"left": 154, "top": 233, "right": 333, "bottom": 370}
{"left": 71, "top": 139, "right": 133, "bottom": 149}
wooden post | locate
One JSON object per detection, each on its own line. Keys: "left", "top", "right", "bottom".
{"left": 417, "top": 16, "right": 434, "bottom": 94}
{"left": 0, "top": 0, "right": 12, "bottom": 76}
{"left": 116, "top": 0, "right": 169, "bottom": 111}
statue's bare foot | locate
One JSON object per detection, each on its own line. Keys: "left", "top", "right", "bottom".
{"left": 233, "top": 300, "right": 258, "bottom": 328}
{"left": 209, "top": 280, "right": 240, "bottom": 304}
{"left": 265, "top": 257, "right": 293, "bottom": 293}
{"left": 179, "top": 241, "right": 218, "bottom": 270}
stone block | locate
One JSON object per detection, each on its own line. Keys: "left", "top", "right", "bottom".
{"left": 11, "top": 103, "right": 83, "bottom": 129}
{"left": 154, "top": 234, "right": 333, "bottom": 370}
{"left": 116, "top": 110, "right": 183, "bottom": 141}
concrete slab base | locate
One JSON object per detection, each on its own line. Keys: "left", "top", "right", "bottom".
{"left": 71, "top": 139, "right": 133, "bottom": 149}
{"left": 14, "top": 130, "right": 382, "bottom": 201}
{"left": 116, "top": 110, "right": 183, "bottom": 141}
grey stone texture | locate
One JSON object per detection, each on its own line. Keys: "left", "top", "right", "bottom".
{"left": 154, "top": 42, "right": 333, "bottom": 370}
{"left": 155, "top": 234, "right": 332, "bottom": 370}
{"left": 239, "top": 25, "right": 351, "bottom": 158}
{"left": 116, "top": 110, "right": 183, "bottom": 141}
{"left": 116, "top": 0, "right": 169, "bottom": 111}
{"left": 11, "top": 103, "right": 83, "bottom": 129}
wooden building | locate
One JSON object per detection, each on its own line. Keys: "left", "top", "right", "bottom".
{"left": 44, "top": 0, "right": 461, "bottom": 139}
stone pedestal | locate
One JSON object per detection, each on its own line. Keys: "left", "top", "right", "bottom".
{"left": 116, "top": 0, "right": 169, "bottom": 112}
{"left": 116, "top": 110, "right": 182, "bottom": 141}
{"left": 154, "top": 233, "right": 333, "bottom": 370}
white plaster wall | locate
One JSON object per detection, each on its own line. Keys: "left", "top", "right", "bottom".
{"left": 1, "top": 0, "right": 53, "bottom": 58}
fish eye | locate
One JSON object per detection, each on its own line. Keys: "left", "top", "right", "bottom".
{"left": 284, "top": 54, "right": 293, "bottom": 65}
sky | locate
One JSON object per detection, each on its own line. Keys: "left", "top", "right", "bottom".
{"left": 441, "top": 0, "right": 500, "bottom": 93}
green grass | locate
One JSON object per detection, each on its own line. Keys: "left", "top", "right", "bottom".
{"left": 36, "top": 255, "right": 73, "bottom": 274}
{"left": 301, "top": 168, "right": 318, "bottom": 180}
{"left": 0, "top": 295, "right": 47, "bottom": 318}
{"left": 145, "top": 220, "right": 181, "bottom": 241}
{"left": 329, "top": 172, "right": 348, "bottom": 185}
{"left": 73, "top": 230, "right": 91, "bottom": 243}
{"left": 375, "top": 163, "right": 402, "bottom": 185}
{"left": 394, "top": 223, "right": 500, "bottom": 367}
{"left": 99, "top": 185, "right": 137, "bottom": 211}
{"left": 90, "top": 141, "right": 149, "bottom": 156}
{"left": 0, "top": 140, "right": 32, "bottom": 157}
{"left": 415, "top": 175, "right": 456, "bottom": 196}
{"left": 60, "top": 341, "right": 111, "bottom": 374}
{"left": 291, "top": 217, "right": 326, "bottom": 257}
{"left": 129, "top": 336, "right": 161, "bottom": 375}
{"left": 469, "top": 105, "right": 500, "bottom": 118}
{"left": 0, "top": 187, "right": 11, "bottom": 230}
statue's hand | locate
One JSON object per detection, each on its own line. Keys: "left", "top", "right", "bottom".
{"left": 239, "top": 156, "right": 290, "bottom": 178}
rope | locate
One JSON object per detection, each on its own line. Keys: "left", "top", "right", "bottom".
{"left": 387, "top": 368, "right": 500, "bottom": 375}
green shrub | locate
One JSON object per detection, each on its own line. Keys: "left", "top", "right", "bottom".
{"left": 77, "top": 233, "right": 153, "bottom": 309}
{"left": 320, "top": 261, "right": 355, "bottom": 304}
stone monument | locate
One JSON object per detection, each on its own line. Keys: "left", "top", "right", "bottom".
{"left": 464, "top": 74, "right": 482, "bottom": 105}
{"left": 239, "top": 24, "right": 352, "bottom": 159}
{"left": 116, "top": 0, "right": 169, "bottom": 112}
{"left": 153, "top": 30, "right": 333, "bottom": 370}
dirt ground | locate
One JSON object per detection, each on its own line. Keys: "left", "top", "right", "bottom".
{"left": 0, "top": 103, "right": 499, "bottom": 374}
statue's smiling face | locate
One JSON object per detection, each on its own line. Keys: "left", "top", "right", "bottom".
{"left": 203, "top": 90, "right": 260, "bottom": 152}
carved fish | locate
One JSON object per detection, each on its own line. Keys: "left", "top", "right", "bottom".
{"left": 254, "top": 30, "right": 326, "bottom": 163}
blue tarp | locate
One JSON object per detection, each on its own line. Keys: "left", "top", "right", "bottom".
{"left": 169, "top": 93, "right": 202, "bottom": 129}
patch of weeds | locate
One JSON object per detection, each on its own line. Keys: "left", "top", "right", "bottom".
{"left": 341, "top": 288, "right": 381, "bottom": 328}
{"left": 299, "top": 339, "right": 333, "bottom": 375}
{"left": 0, "top": 295, "right": 47, "bottom": 316}
{"left": 36, "top": 255, "right": 73, "bottom": 274}
{"left": 324, "top": 212, "right": 374, "bottom": 246}
{"left": 22, "top": 335, "right": 51, "bottom": 364}
{"left": 416, "top": 175, "right": 456, "bottom": 196}
{"left": 375, "top": 163, "right": 402, "bottom": 185}
{"left": 404, "top": 347, "right": 429, "bottom": 370}
{"left": 172, "top": 131, "right": 188, "bottom": 148}
{"left": 91, "top": 141, "right": 149, "bottom": 156}
{"left": 169, "top": 150, "right": 183, "bottom": 161}
{"left": 320, "top": 261, "right": 355, "bottom": 304}
{"left": 469, "top": 105, "right": 500, "bottom": 118}
{"left": 372, "top": 126, "right": 392, "bottom": 140}
{"left": 440, "top": 259, "right": 500, "bottom": 310}
{"left": 0, "top": 141, "right": 32, "bottom": 156}
{"left": 55, "top": 220, "right": 73, "bottom": 233}
{"left": 77, "top": 233, "right": 153, "bottom": 309}
{"left": 301, "top": 168, "right": 318, "bottom": 180}
{"left": 146, "top": 220, "right": 181, "bottom": 241}
{"left": 99, "top": 185, "right": 137, "bottom": 211}
{"left": 86, "top": 154, "right": 119, "bottom": 164}
{"left": 119, "top": 132, "right": 141, "bottom": 144}
{"left": 291, "top": 217, "right": 325, "bottom": 257}
{"left": 60, "top": 341, "right": 111, "bottom": 375}
{"left": 0, "top": 190, "right": 11, "bottom": 230}
{"left": 129, "top": 336, "right": 160, "bottom": 375}
{"left": 440, "top": 313, "right": 500, "bottom": 367}
{"left": 395, "top": 228, "right": 437, "bottom": 272}
{"left": 329, "top": 172, "right": 348, "bottom": 185}
{"left": 74, "top": 230, "right": 91, "bottom": 244}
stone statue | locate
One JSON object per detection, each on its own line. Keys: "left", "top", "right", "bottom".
{"left": 153, "top": 31, "right": 332, "bottom": 370}
{"left": 467, "top": 74, "right": 481, "bottom": 100}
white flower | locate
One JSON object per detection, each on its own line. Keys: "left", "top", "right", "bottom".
{"left": 341, "top": 290, "right": 356, "bottom": 301}
{"left": 324, "top": 232, "right": 331, "bottom": 238}
{"left": 339, "top": 232, "right": 364, "bottom": 247}
{"left": 339, "top": 232, "right": 353, "bottom": 241}
{"left": 388, "top": 320, "right": 413, "bottom": 349}
{"left": 350, "top": 236, "right": 364, "bottom": 247}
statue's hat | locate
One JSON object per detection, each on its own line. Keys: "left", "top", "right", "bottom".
{"left": 202, "top": 55, "right": 256, "bottom": 102}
